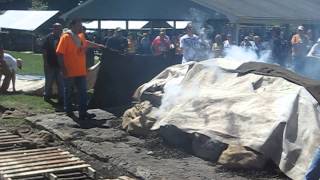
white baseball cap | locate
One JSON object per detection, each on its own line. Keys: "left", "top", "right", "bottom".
{"left": 297, "top": 26, "right": 304, "bottom": 31}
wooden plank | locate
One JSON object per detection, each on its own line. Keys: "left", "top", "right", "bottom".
{"left": 48, "top": 173, "right": 58, "bottom": 180}
{"left": 3, "top": 164, "right": 90, "bottom": 178}
{"left": 0, "top": 154, "right": 74, "bottom": 167}
{"left": 0, "top": 147, "right": 26, "bottom": 152}
{"left": 0, "top": 133, "right": 14, "bottom": 136}
{"left": 0, "top": 152, "right": 70, "bottom": 163}
{"left": 0, "top": 130, "right": 8, "bottom": 133}
{"left": 0, "top": 147, "right": 58, "bottom": 156}
{"left": 87, "top": 167, "right": 96, "bottom": 179}
{"left": 0, "top": 138, "right": 25, "bottom": 143}
{"left": 57, "top": 175, "right": 88, "bottom": 180}
{"left": 0, "top": 149, "right": 65, "bottom": 160}
{"left": 0, "top": 157, "right": 80, "bottom": 171}
{"left": 55, "top": 171, "right": 84, "bottom": 177}
{"left": 0, "top": 140, "right": 30, "bottom": 147}
{"left": 0, "top": 135, "right": 20, "bottom": 140}
{"left": 2, "top": 160, "right": 86, "bottom": 174}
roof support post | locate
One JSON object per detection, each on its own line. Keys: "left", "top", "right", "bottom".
{"left": 126, "top": 20, "right": 129, "bottom": 30}
{"left": 234, "top": 23, "right": 240, "bottom": 45}
{"left": 98, "top": 20, "right": 102, "bottom": 42}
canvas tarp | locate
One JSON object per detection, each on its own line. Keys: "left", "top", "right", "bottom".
{"left": 90, "top": 48, "right": 182, "bottom": 109}
{"left": 131, "top": 59, "right": 320, "bottom": 180}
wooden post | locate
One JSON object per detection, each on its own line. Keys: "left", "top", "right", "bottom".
{"left": 97, "top": 20, "right": 102, "bottom": 42}
{"left": 234, "top": 23, "right": 240, "bottom": 45}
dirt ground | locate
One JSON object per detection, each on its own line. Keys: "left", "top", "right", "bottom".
{"left": 0, "top": 106, "right": 291, "bottom": 180}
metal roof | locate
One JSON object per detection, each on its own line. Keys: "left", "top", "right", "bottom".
{"left": 61, "top": 0, "right": 226, "bottom": 21}
{"left": 0, "top": 10, "right": 59, "bottom": 31}
{"left": 191, "top": 0, "right": 320, "bottom": 24}
{"left": 63, "top": 0, "right": 320, "bottom": 25}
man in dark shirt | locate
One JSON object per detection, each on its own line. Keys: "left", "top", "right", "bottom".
{"left": 42, "top": 23, "right": 63, "bottom": 104}
{"left": 106, "top": 27, "right": 128, "bottom": 53}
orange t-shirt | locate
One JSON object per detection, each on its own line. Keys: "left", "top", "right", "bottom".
{"left": 56, "top": 32, "right": 88, "bottom": 77}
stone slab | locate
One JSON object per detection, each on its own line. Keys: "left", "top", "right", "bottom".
{"left": 26, "top": 109, "right": 287, "bottom": 180}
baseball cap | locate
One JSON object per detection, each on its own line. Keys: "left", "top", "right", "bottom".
{"left": 298, "top": 26, "right": 304, "bottom": 31}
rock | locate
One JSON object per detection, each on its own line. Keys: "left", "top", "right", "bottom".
{"left": 122, "top": 101, "right": 157, "bottom": 136}
{"left": 218, "top": 144, "right": 268, "bottom": 170}
{"left": 146, "top": 151, "right": 154, "bottom": 155}
{"left": 159, "top": 125, "right": 192, "bottom": 151}
{"left": 192, "top": 133, "right": 228, "bottom": 162}
{"left": 26, "top": 109, "right": 119, "bottom": 141}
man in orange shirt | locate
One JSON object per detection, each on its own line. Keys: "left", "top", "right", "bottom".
{"left": 291, "top": 25, "right": 309, "bottom": 70}
{"left": 56, "top": 19, "right": 93, "bottom": 121}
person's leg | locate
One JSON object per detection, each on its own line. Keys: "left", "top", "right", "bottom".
{"left": 305, "top": 148, "right": 320, "bottom": 180}
{"left": 0, "top": 72, "right": 2, "bottom": 88}
{"left": 74, "top": 76, "right": 88, "bottom": 120}
{"left": 12, "top": 71, "right": 16, "bottom": 92}
{"left": 44, "top": 66, "right": 54, "bottom": 100}
{"left": 53, "top": 68, "right": 64, "bottom": 104}
{"left": 0, "top": 71, "right": 11, "bottom": 93}
{"left": 63, "top": 77, "right": 73, "bottom": 115}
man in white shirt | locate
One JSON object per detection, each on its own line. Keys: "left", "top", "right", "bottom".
{"left": 0, "top": 51, "right": 22, "bottom": 92}
{"left": 180, "top": 23, "right": 200, "bottom": 63}
{"left": 307, "top": 38, "right": 320, "bottom": 58}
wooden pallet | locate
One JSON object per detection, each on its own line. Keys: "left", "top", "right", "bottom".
{"left": 0, "top": 129, "right": 30, "bottom": 152}
{"left": 0, "top": 147, "right": 96, "bottom": 180}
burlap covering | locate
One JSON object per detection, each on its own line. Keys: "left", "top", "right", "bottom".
{"left": 123, "top": 59, "right": 320, "bottom": 180}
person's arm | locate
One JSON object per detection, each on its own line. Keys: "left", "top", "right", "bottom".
{"left": 56, "top": 34, "right": 68, "bottom": 76}
{"left": 86, "top": 40, "right": 105, "bottom": 49}
{"left": 41, "top": 36, "right": 49, "bottom": 68}
{"left": 151, "top": 39, "right": 156, "bottom": 55}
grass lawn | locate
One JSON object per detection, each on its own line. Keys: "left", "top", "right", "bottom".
{"left": 0, "top": 94, "right": 55, "bottom": 114}
{"left": 5, "top": 50, "right": 44, "bottom": 76}
{"left": 0, "top": 94, "right": 55, "bottom": 128}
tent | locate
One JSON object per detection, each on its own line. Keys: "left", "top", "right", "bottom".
{"left": 191, "top": 0, "right": 320, "bottom": 25}
{"left": 0, "top": 10, "right": 59, "bottom": 31}
{"left": 61, "top": 0, "right": 225, "bottom": 21}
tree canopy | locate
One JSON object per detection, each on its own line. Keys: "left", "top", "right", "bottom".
{"left": 0, "top": 0, "right": 87, "bottom": 12}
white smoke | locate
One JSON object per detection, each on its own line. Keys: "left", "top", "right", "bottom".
{"left": 224, "top": 45, "right": 271, "bottom": 64}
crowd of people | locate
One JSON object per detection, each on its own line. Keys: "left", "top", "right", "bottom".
{"left": 100, "top": 23, "right": 320, "bottom": 66}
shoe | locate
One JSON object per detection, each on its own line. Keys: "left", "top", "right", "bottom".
{"left": 85, "top": 112, "right": 96, "bottom": 119}
{"left": 57, "top": 99, "right": 64, "bottom": 106}
{"left": 44, "top": 96, "right": 51, "bottom": 102}
{"left": 79, "top": 112, "right": 96, "bottom": 121}
{"left": 66, "top": 111, "right": 75, "bottom": 118}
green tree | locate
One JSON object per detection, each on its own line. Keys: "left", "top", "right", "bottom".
{"left": 46, "top": 0, "right": 87, "bottom": 12}
{"left": 0, "top": 0, "right": 31, "bottom": 10}
{"left": 31, "top": 0, "right": 47, "bottom": 10}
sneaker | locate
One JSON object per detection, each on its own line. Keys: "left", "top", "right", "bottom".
{"left": 44, "top": 96, "right": 51, "bottom": 102}
{"left": 66, "top": 111, "right": 75, "bottom": 118}
{"left": 85, "top": 112, "right": 96, "bottom": 119}
{"left": 79, "top": 112, "right": 96, "bottom": 121}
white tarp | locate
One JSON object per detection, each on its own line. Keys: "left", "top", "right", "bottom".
{"left": 0, "top": 10, "right": 59, "bottom": 31}
{"left": 134, "top": 59, "right": 320, "bottom": 180}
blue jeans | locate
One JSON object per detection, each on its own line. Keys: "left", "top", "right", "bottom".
{"left": 63, "top": 76, "right": 87, "bottom": 118}
{"left": 305, "top": 148, "right": 320, "bottom": 180}
{"left": 44, "top": 66, "right": 64, "bottom": 101}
